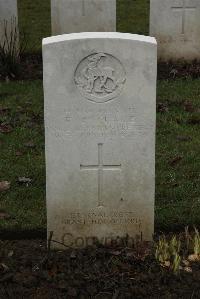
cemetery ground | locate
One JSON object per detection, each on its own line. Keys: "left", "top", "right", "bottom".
{"left": 1, "top": 79, "right": 200, "bottom": 233}
{"left": 0, "top": 0, "right": 200, "bottom": 298}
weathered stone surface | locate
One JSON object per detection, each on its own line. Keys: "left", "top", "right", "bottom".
{"left": 43, "top": 32, "right": 157, "bottom": 248}
{"left": 150, "top": 0, "right": 200, "bottom": 61}
{"left": 0, "top": 0, "right": 18, "bottom": 46}
{"left": 51, "top": 0, "right": 116, "bottom": 35}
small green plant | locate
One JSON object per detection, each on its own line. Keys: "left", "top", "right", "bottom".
{"left": 0, "top": 17, "right": 27, "bottom": 79}
{"left": 155, "top": 235, "right": 181, "bottom": 275}
{"left": 184, "top": 226, "right": 200, "bottom": 261}
{"left": 193, "top": 227, "right": 200, "bottom": 256}
{"left": 155, "top": 236, "right": 170, "bottom": 263}
{"left": 172, "top": 253, "right": 181, "bottom": 274}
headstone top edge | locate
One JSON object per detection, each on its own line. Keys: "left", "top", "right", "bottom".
{"left": 42, "top": 32, "right": 157, "bottom": 47}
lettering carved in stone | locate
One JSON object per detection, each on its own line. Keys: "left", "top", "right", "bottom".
{"left": 74, "top": 53, "right": 126, "bottom": 103}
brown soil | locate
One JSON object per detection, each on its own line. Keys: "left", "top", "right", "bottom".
{"left": 158, "top": 61, "right": 200, "bottom": 80}
{"left": 1, "top": 54, "right": 200, "bottom": 81}
{"left": 0, "top": 239, "right": 200, "bottom": 299}
{"left": 0, "top": 54, "right": 43, "bottom": 81}
{"left": 19, "top": 54, "right": 43, "bottom": 80}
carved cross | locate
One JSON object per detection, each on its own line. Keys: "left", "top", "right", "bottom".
{"left": 80, "top": 143, "right": 121, "bottom": 207}
{"left": 82, "top": 0, "right": 86, "bottom": 16}
{"left": 171, "top": 0, "right": 196, "bottom": 34}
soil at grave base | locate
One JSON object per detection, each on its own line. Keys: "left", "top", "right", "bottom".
{"left": 0, "top": 54, "right": 43, "bottom": 82}
{"left": 0, "top": 240, "right": 200, "bottom": 299}
{"left": 1, "top": 53, "right": 200, "bottom": 81}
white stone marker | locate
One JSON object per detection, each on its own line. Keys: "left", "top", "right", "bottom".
{"left": 0, "top": 0, "right": 18, "bottom": 46}
{"left": 51, "top": 0, "right": 116, "bottom": 35}
{"left": 43, "top": 32, "right": 157, "bottom": 248}
{"left": 150, "top": 0, "right": 200, "bottom": 61}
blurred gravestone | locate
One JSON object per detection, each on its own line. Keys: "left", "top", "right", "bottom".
{"left": 43, "top": 32, "right": 157, "bottom": 249}
{"left": 0, "top": 0, "right": 18, "bottom": 48}
{"left": 51, "top": 0, "right": 116, "bottom": 35}
{"left": 150, "top": 0, "right": 200, "bottom": 61}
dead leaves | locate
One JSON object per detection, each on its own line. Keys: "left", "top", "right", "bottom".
{"left": 0, "top": 210, "right": 11, "bottom": 220}
{"left": 0, "top": 181, "right": 10, "bottom": 192}
{"left": 0, "top": 123, "right": 13, "bottom": 133}
{"left": 158, "top": 62, "right": 200, "bottom": 80}
{"left": 176, "top": 135, "right": 192, "bottom": 142}
{"left": 188, "top": 254, "right": 200, "bottom": 262}
{"left": 15, "top": 140, "right": 36, "bottom": 157}
{"left": 0, "top": 106, "right": 12, "bottom": 133}
{"left": 0, "top": 263, "right": 9, "bottom": 273}
{"left": 169, "top": 156, "right": 183, "bottom": 167}
{"left": 0, "top": 176, "right": 32, "bottom": 194}
{"left": 157, "top": 102, "right": 169, "bottom": 113}
{"left": 183, "top": 100, "right": 200, "bottom": 125}
{"left": 0, "top": 262, "right": 13, "bottom": 283}
{"left": 187, "top": 114, "right": 200, "bottom": 125}
{"left": 24, "top": 141, "right": 36, "bottom": 148}
{"left": 17, "top": 177, "right": 32, "bottom": 186}
{"left": 15, "top": 150, "right": 24, "bottom": 157}
{"left": 0, "top": 106, "right": 10, "bottom": 115}
{"left": 0, "top": 184, "right": 11, "bottom": 219}
{"left": 156, "top": 99, "right": 200, "bottom": 128}
{"left": 184, "top": 100, "right": 196, "bottom": 113}
{"left": 0, "top": 178, "right": 33, "bottom": 189}
{"left": 110, "top": 250, "right": 121, "bottom": 256}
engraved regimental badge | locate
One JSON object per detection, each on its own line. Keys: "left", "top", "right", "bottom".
{"left": 74, "top": 53, "right": 126, "bottom": 103}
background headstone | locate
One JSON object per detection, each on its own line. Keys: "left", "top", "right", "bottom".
{"left": 150, "top": 0, "right": 200, "bottom": 61}
{"left": 51, "top": 0, "right": 116, "bottom": 35}
{"left": 43, "top": 32, "right": 157, "bottom": 248}
{"left": 0, "top": 0, "right": 18, "bottom": 47}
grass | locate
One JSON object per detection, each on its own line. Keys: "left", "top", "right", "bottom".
{"left": 0, "top": 0, "right": 200, "bottom": 233}
{"left": 0, "top": 81, "right": 45, "bottom": 230}
{"left": 117, "top": 0, "right": 150, "bottom": 35}
{"left": 0, "top": 79, "right": 199, "bottom": 232}
{"left": 18, "top": 0, "right": 51, "bottom": 52}
{"left": 17, "top": 0, "right": 150, "bottom": 53}
{"left": 156, "top": 79, "right": 200, "bottom": 230}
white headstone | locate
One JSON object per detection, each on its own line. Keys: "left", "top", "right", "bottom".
{"left": 43, "top": 32, "right": 157, "bottom": 249}
{"left": 150, "top": 0, "right": 200, "bottom": 61}
{"left": 0, "top": 0, "right": 18, "bottom": 47}
{"left": 51, "top": 0, "right": 116, "bottom": 35}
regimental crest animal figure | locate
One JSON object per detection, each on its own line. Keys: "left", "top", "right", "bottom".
{"left": 75, "top": 53, "right": 126, "bottom": 103}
